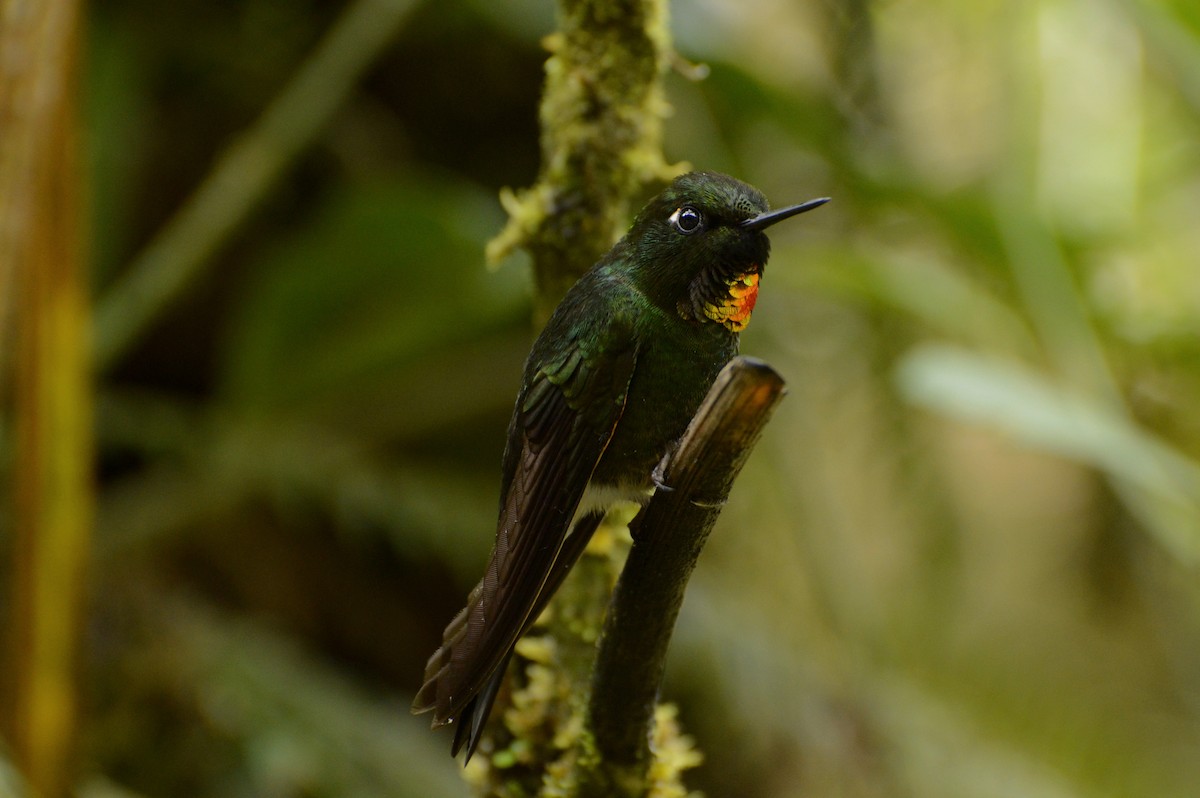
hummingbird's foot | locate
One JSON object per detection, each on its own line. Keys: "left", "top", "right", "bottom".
{"left": 651, "top": 464, "right": 674, "bottom": 493}
{"left": 689, "top": 496, "right": 727, "bottom": 509}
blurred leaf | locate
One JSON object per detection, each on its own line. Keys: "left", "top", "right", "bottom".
{"left": 0, "top": 753, "right": 29, "bottom": 798}
{"left": 1036, "top": 0, "right": 1141, "bottom": 236}
{"left": 86, "top": 17, "right": 151, "bottom": 286}
{"left": 871, "top": 678, "right": 1085, "bottom": 798}
{"left": 77, "top": 777, "right": 149, "bottom": 798}
{"left": 161, "top": 597, "right": 467, "bottom": 798}
{"left": 95, "top": 390, "right": 494, "bottom": 575}
{"left": 1119, "top": 0, "right": 1200, "bottom": 116}
{"left": 897, "top": 344, "right": 1200, "bottom": 563}
{"left": 220, "top": 174, "right": 529, "bottom": 412}
{"left": 464, "top": 0, "right": 554, "bottom": 42}
{"left": 800, "top": 244, "right": 1037, "bottom": 356}
{"left": 696, "top": 61, "right": 846, "bottom": 176}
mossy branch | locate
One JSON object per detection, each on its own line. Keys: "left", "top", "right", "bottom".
{"left": 486, "top": 0, "right": 681, "bottom": 323}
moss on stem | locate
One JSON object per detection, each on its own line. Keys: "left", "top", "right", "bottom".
{"left": 486, "top": 0, "right": 681, "bottom": 323}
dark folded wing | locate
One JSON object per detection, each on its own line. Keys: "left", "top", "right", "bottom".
{"left": 448, "top": 508, "right": 606, "bottom": 760}
{"left": 412, "top": 323, "right": 637, "bottom": 734}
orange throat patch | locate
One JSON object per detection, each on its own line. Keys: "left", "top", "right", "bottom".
{"left": 703, "top": 271, "right": 760, "bottom": 332}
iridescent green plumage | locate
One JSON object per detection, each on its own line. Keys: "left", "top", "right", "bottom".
{"left": 412, "top": 172, "right": 828, "bottom": 760}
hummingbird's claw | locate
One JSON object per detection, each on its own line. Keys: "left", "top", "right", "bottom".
{"left": 651, "top": 464, "right": 674, "bottom": 493}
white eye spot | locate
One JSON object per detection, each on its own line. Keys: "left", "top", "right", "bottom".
{"left": 669, "top": 206, "right": 703, "bottom": 234}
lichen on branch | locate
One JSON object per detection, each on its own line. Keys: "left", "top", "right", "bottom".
{"left": 486, "top": 0, "right": 682, "bottom": 323}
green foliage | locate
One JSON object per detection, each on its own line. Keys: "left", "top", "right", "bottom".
{"left": 0, "top": 751, "right": 30, "bottom": 798}
{"left": 898, "top": 344, "right": 1200, "bottom": 563}
{"left": 220, "top": 176, "right": 527, "bottom": 411}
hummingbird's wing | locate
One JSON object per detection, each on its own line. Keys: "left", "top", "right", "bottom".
{"left": 447, "top": 507, "right": 607, "bottom": 760}
{"left": 412, "top": 319, "right": 638, "bottom": 757}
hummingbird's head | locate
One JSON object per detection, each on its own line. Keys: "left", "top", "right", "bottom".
{"left": 623, "top": 172, "right": 828, "bottom": 332}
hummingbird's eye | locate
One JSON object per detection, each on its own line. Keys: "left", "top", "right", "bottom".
{"left": 669, "top": 206, "right": 703, "bottom": 235}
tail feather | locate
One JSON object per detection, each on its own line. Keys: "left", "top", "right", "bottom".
{"left": 411, "top": 510, "right": 608, "bottom": 758}
{"left": 450, "top": 653, "right": 511, "bottom": 761}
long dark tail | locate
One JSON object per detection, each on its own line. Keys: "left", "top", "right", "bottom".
{"left": 449, "top": 650, "right": 510, "bottom": 759}
{"left": 416, "top": 510, "right": 607, "bottom": 762}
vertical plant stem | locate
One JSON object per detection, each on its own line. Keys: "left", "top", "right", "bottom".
{"left": 1, "top": 1, "right": 91, "bottom": 795}
{"left": 486, "top": 0, "right": 678, "bottom": 321}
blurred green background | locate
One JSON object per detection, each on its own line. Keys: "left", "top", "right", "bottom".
{"left": 6, "top": 0, "right": 1200, "bottom": 795}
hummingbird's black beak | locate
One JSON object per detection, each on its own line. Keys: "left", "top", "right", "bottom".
{"left": 740, "top": 197, "right": 830, "bottom": 232}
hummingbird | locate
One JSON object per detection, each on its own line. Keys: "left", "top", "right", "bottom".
{"left": 412, "top": 171, "right": 828, "bottom": 761}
